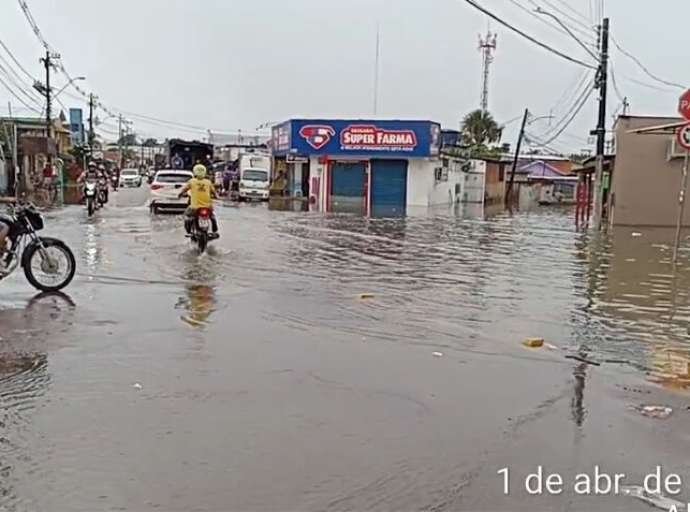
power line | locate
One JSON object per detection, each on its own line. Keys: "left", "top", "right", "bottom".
{"left": 0, "top": 62, "right": 42, "bottom": 105}
{"left": 0, "top": 38, "right": 36, "bottom": 81}
{"left": 620, "top": 74, "right": 676, "bottom": 93}
{"left": 611, "top": 35, "right": 685, "bottom": 90}
{"left": 507, "top": 0, "right": 596, "bottom": 46}
{"left": 535, "top": 78, "right": 595, "bottom": 145}
{"left": 608, "top": 60, "right": 625, "bottom": 103}
{"left": 548, "top": 0, "right": 592, "bottom": 26}
{"left": 541, "top": 74, "right": 594, "bottom": 137}
{"left": 526, "top": 0, "right": 596, "bottom": 40}
{"left": 0, "top": 75, "right": 41, "bottom": 113}
{"left": 550, "top": 70, "right": 590, "bottom": 116}
{"left": 458, "top": 0, "right": 597, "bottom": 69}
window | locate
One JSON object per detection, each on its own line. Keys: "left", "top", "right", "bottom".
{"left": 498, "top": 164, "right": 505, "bottom": 182}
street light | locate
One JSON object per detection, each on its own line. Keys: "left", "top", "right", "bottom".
{"left": 53, "top": 76, "right": 86, "bottom": 99}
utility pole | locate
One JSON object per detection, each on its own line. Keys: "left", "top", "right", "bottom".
{"left": 118, "top": 114, "right": 123, "bottom": 169}
{"left": 505, "top": 108, "right": 529, "bottom": 205}
{"left": 373, "top": 22, "right": 380, "bottom": 116}
{"left": 478, "top": 30, "right": 497, "bottom": 112}
{"left": 592, "top": 18, "right": 610, "bottom": 229}
{"left": 88, "top": 93, "right": 95, "bottom": 157}
{"left": 39, "top": 51, "right": 60, "bottom": 168}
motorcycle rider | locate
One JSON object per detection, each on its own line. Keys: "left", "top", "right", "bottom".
{"left": 177, "top": 164, "right": 219, "bottom": 238}
{"left": 77, "top": 162, "right": 103, "bottom": 200}
{"left": 98, "top": 164, "right": 109, "bottom": 203}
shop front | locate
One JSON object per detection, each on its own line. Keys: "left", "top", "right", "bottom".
{"left": 271, "top": 119, "right": 442, "bottom": 215}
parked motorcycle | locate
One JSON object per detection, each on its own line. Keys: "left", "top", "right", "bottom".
{"left": 84, "top": 180, "right": 98, "bottom": 217}
{"left": 187, "top": 208, "right": 216, "bottom": 253}
{"left": 0, "top": 202, "right": 76, "bottom": 291}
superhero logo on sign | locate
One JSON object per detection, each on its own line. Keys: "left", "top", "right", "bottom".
{"left": 340, "top": 125, "right": 418, "bottom": 152}
{"left": 299, "top": 125, "right": 336, "bottom": 150}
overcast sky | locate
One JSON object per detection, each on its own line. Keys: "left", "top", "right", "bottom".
{"left": 1, "top": 0, "right": 687, "bottom": 153}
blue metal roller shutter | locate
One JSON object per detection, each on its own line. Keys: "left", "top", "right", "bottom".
{"left": 371, "top": 159, "right": 407, "bottom": 216}
{"left": 331, "top": 162, "right": 366, "bottom": 214}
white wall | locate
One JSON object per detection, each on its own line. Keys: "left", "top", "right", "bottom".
{"left": 407, "top": 158, "right": 465, "bottom": 207}
{"left": 462, "top": 160, "right": 486, "bottom": 203}
{"left": 311, "top": 156, "right": 328, "bottom": 212}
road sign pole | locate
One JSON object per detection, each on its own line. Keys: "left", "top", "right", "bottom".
{"left": 673, "top": 148, "right": 690, "bottom": 263}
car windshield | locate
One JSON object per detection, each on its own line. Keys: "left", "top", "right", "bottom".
{"left": 243, "top": 170, "right": 268, "bottom": 181}
{"left": 156, "top": 173, "right": 190, "bottom": 184}
{"left": 122, "top": 170, "right": 138, "bottom": 176}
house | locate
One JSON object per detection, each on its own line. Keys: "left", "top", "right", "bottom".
{"left": 517, "top": 153, "right": 574, "bottom": 174}
{"left": 0, "top": 115, "right": 73, "bottom": 194}
{"left": 609, "top": 115, "right": 689, "bottom": 226}
{"left": 517, "top": 160, "right": 578, "bottom": 205}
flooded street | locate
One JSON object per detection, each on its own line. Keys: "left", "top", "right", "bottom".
{"left": 2, "top": 188, "right": 690, "bottom": 511}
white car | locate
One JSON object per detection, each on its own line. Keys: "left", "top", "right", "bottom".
{"left": 149, "top": 170, "right": 193, "bottom": 213}
{"left": 119, "top": 168, "right": 142, "bottom": 187}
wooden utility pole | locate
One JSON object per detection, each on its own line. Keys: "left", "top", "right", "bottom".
{"left": 505, "top": 108, "right": 529, "bottom": 205}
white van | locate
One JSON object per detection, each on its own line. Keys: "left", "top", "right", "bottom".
{"left": 239, "top": 168, "right": 270, "bottom": 201}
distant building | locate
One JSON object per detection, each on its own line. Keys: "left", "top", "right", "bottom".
{"left": 517, "top": 160, "right": 578, "bottom": 205}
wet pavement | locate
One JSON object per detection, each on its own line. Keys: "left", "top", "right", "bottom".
{"left": 2, "top": 188, "right": 690, "bottom": 510}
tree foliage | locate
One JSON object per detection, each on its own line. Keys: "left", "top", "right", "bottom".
{"left": 461, "top": 109, "right": 502, "bottom": 147}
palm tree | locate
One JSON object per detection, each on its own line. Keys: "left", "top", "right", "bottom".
{"left": 461, "top": 109, "right": 502, "bottom": 147}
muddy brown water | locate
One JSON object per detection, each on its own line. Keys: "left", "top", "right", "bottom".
{"left": 1, "top": 188, "right": 690, "bottom": 511}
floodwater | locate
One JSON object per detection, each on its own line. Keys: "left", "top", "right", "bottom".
{"left": 2, "top": 188, "right": 690, "bottom": 511}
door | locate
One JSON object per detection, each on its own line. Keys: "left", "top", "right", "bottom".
{"left": 330, "top": 162, "right": 366, "bottom": 214}
{"left": 371, "top": 159, "right": 408, "bottom": 217}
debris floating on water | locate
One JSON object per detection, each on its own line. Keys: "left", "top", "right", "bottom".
{"left": 358, "top": 293, "right": 375, "bottom": 300}
{"left": 632, "top": 232, "right": 642, "bottom": 237}
{"left": 522, "top": 337, "right": 544, "bottom": 348}
{"left": 630, "top": 404, "right": 673, "bottom": 420}
{"left": 432, "top": 352, "right": 444, "bottom": 358}
{"left": 132, "top": 383, "right": 143, "bottom": 390}
{"left": 564, "top": 354, "right": 601, "bottom": 366}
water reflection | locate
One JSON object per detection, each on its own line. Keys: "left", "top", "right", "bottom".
{"left": 0, "top": 352, "right": 49, "bottom": 510}
{"left": 176, "top": 263, "right": 218, "bottom": 329}
{"left": 269, "top": 206, "right": 690, "bottom": 392}
{"left": 82, "top": 222, "right": 104, "bottom": 271}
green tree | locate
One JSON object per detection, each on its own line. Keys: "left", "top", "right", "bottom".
{"left": 461, "top": 109, "right": 502, "bottom": 147}
{"left": 143, "top": 137, "right": 159, "bottom": 147}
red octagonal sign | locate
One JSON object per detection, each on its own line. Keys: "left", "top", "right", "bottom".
{"left": 679, "top": 90, "right": 690, "bottom": 120}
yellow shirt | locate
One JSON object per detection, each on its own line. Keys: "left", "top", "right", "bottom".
{"left": 187, "top": 178, "right": 215, "bottom": 209}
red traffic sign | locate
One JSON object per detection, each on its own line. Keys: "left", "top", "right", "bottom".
{"left": 677, "top": 123, "right": 690, "bottom": 151}
{"left": 679, "top": 90, "right": 690, "bottom": 120}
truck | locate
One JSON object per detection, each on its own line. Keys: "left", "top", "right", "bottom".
{"left": 167, "top": 139, "right": 214, "bottom": 171}
{"left": 237, "top": 151, "right": 271, "bottom": 201}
